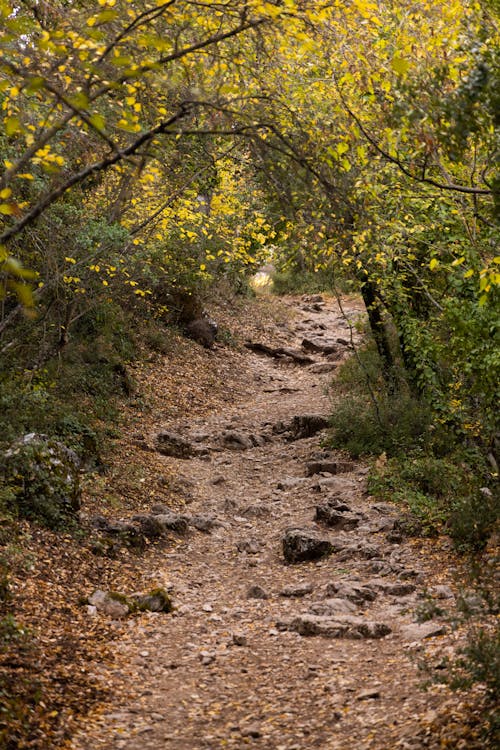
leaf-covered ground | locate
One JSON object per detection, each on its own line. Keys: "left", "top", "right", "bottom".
{"left": 2, "top": 293, "right": 497, "bottom": 749}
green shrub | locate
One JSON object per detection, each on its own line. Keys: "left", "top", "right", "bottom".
{"left": 368, "top": 450, "right": 497, "bottom": 548}
{"left": 0, "top": 435, "right": 81, "bottom": 530}
{"left": 329, "top": 391, "right": 434, "bottom": 458}
{"left": 272, "top": 268, "right": 333, "bottom": 295}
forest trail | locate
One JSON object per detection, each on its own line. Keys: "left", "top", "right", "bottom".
{"left": 70, "top": 295, "right": 461, "bottom": 750}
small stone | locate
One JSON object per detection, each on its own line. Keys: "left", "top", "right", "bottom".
{"left": 232, "top": 632, "right": 248, "bottom": 646}
{"left": 282, "top": 528, "right": 337, "bottom": 564}
{"left": 237, "top": 538, "right": 263, "bottom": 555}
{"left": 315, "top": 504, "right": 362, "bottom": 530}
{"left": 202, "top": 603, "right": 213, "bottom": 612}
{"left": 430, "top": 585, "right": 454, "bottom": 600}
{"left": 356, "top": 688, "right": 381, "bottom": 701}
{"left": 247, "top": 585, "right": 269, "bottom": 599}
{"left": 325, "top": 582, "right": 377, "bottom": 604}
{"left": 241, "top": 724, "right": 262, "bottom": 738}
{"left": 400, "top": 622, "right": 447, "bottom": 640}
{"left": 200, "top": 651, "right": 216, "bottom": 665}
{"left": 280, "top": 583, "right": 314, "bottom": 598}
{"left": 88, "top": 590, "right": 130, "bottom": 619}
{"left": 310, "top": 598, "right": 357, "bottom": 616}
{"left": 155, "top": 431, "right": 197, "bottom": 458}
{"left": 305, "top": 461, "right": 353, "bottom": 476}
{"left": 309, "top": 363, "right": 338, "bottom": 374}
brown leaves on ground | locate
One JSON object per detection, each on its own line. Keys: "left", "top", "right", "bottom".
{"left": 0, "top": 292, "right": 291, "bottom": 749}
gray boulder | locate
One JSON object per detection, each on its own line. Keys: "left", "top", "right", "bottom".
{"left": 283, "top": 528, "right": 339, "bottom": 564}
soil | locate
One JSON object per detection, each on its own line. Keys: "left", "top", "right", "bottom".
{"left": 59, "top": 293, "right": 494, "bottom": 750}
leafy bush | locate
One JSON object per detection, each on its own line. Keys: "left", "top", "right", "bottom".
{"left": 0, "top": 435, "right": 81, "bottom": 530}
{"left": 368, "top": 450, "right": 497, "bottom": 548}
{"left": 329, "top": 391, "right": 433, "bottom": 458}
{"left": 272, "top": 268, "right": 335, "bottom": 295}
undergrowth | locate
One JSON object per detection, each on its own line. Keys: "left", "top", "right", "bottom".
{"left": 327, "top": 343, "right": 498, "bottom": 550}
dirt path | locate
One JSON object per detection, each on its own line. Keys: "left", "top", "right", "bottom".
{"left": 71, "top": 296, "right": 462, "bottom": 750}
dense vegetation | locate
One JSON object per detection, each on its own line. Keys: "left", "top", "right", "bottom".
{"left": 0, "top": 0, "right": 498, "bottom": 746}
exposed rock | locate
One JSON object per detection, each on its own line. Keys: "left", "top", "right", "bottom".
{"left": 309, "top": 363, "right": 338, "bottom": 374}
{"left": 185, "top": 317, "right": 217, "bottom": 348}
{"left": 155, "top": 513, "right": 189, "bottom": 534}
{"left": 301, "top": 337, "right": 338, "bottom": 355}
{"left": 189, "top": 514, "right": 219, "bottom": 533}
{"left": 88, "top": 590, "right": 130, "bottom": 619}
{"left": 429, "top": 585, "right": 454, "bottom": 600}
{"left": 280, "top": 582, "right": 314, "bottom": 598}
{"left": 247, "top": 585, "right": 269, "bottom": 599}
{"left": 1, "top": 433, "right": 81, "bottom": 528}
{"left": 129, "top": 588, "right": 173, "bottom": 613}
{"left": 281, "top": 614, "right": 391, "bottom": 639}
{"left": 325, "top": 582, "right": 377, "bottom": 604}
{"left": 220, "top": 431, "right": 254, "bottom": 451}
{"left": 132, "top": 514, "right": 165, "bottom": 540}
{"left": 155, "top": 431, "right": 199, "bottom": 459}
{"left": 282, "top": 528, "right": 338, "bottom": 564}
{"left": 315, "top": 502, "right": 362, "bottom": 530}
{"left": 310, "top": 598, "right": 358, "bottom": 616}
{"left": 236, "top": 538, "right": 263, "bottom": 555}
{"left": 286, "top": 414, "right": 330, "bottom": 440}
{"left": 400, "top": 622, "right": 447, "bottom": 640}
{"left": 305, "top": 460, "right": 354, "bottom": 476}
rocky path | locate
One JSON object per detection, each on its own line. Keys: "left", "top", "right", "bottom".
{"left": 72, "top": 296, "right": 459, "bottom": 750}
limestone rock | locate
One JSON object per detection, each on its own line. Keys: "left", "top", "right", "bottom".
{"left": 280, "top": 583, "right": 314, "bottom": 598}
{"left": 400, "top": 622, "right": 447, "bottom": 640}
{"left": 315, "top": 502, "right": 362, "bottom": 530}
{"left": 305, "top": 460, "right": 354, "bottom": 476}
{"left": 309, "top": 362, "right": 338, "bottom": 374}
{"left": 154, "top": 512, "right": 189, "bottom": 534}
{"left": 310, "top": 598, "right": 358, "bottom": 616}
{"left": 185, "top": 317, "right": 217, "bottom": 348}
{"left": 2, "top": 433, "right": 81, "bottom": 528}
{"left": 288, "top": 414, "right": 330, "bottom": 440}
{"left": 129, "top": 588, "right": 173, "bottom": 613}
{"left": 282, "top": 614, "right": 391, "bottom": 639}
{"left": 325, "top": 582, "right": 377, "bottom": 604}
{"left": 155, "top": 431, "right": 198, "bottom": 459}
{"left": 301, "top": 337, "right": 338, "bottom": 355}
{"left": 247, "top": 584, "right": 269, "bottom": 599}
{"left": 282, "top": 528, "right": 338, "bottom": 564}
{"left": 88, "top": 590, "right": 130, "bottom": 619}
